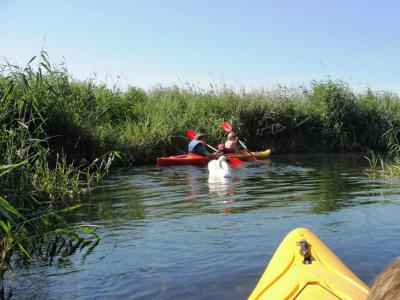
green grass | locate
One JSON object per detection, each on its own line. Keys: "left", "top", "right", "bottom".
{"left": 0, "top": 52, "right": 115, "bottom": 290}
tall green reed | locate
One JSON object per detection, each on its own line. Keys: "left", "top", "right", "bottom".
{"left": 0, "top": 52, "right": 117, "bottom": 292}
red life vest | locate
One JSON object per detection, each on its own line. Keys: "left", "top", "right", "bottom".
{"left": 217, "top": 144, "right": 236, "bottom": 153}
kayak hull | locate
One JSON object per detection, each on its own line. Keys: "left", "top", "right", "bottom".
{"left": 157, "top": 153, "right": 210, "bottom": 166}
{"left": 157, "top": 149, "right": 271, "bottom": 166}
{"left": 248, "top": 227, "right": 370, "bottom": 300}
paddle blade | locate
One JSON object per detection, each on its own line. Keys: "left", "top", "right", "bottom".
{"left": 222, "top": 121, "right": 233, "bottom": 133}
{"left": 186, "top": 129, "right": 196, "bottom": 139}
{"left": 228, "top": 157, "right": 243, "bottom": 166}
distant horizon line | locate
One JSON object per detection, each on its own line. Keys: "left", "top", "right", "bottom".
{"left": 2, "top": 53, "right": 399, "bottom": 95}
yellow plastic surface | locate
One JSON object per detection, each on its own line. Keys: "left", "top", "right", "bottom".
{"left": 229, "top": 149, "right": 271, "bottom": 160}
{"left": 248, "top": 228, "right": 370, "bottom": 300}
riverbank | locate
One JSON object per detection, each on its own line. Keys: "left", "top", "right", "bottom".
{"left": 3, "top": 55, "right": 400, "bottom": 166}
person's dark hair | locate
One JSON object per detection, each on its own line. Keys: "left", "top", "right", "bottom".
{"left": 368, "top": 256, "right": 400, "bottom": 300}
{"left": 196, "top": 133, "right": 205, "bottom": 140}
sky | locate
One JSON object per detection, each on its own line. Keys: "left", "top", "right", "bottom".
{"left": 1, "top": 0, "right": 400, "bottom": 92}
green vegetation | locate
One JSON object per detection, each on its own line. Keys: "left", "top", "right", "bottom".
{"left": 2, "top": 52, "right": 400, "bottom": 291}
{"left": 4, "top": 53, "right": 400, "bottom": 165}
{"left": 0, "top": 52, "right": 116, "bottom": 293}
{"left": 365, "top": 126, "right": 400, "bottom": 177}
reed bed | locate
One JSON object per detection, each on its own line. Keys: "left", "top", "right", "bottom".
{"left": 0, "top": 52, "right": 114, "bottom": 292}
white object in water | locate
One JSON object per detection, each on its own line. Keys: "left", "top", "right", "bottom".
{"left": 208, "top": 176, "right": 230, "bottom": 196}
{"left": 208, "top": 156, "right": 232, "bottom": 178}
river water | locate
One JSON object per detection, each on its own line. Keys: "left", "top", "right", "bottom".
{"left": 5, "top": 153, "right": 400, "bottom": 299}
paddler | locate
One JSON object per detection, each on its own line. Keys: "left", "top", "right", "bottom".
{"left": 218, "top": 131, "right": 240, "bottom": 153}
{"left": 188, "top": 133, "right": 215, "bottom": 158}
{"left": 224, "top": 131, "right": 239, "bottom": 153}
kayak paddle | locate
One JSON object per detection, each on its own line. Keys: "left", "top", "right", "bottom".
{"left": 186, "top": 129, "right": 243, "bottom": 166}
{"left": 221, "top": 121, "right": 260, "bottom": 162}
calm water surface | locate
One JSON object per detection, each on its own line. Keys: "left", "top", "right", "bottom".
{"left": 5, "top": 153, "right": 400, "bottom": 299}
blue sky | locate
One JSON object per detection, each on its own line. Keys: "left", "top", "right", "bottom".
{"left": 1, "top": 0, "right": 400, "bottom": 91}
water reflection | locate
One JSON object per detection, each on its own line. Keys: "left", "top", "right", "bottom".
{"left": 207, "top": 176, "right": 237, "bottom": 215}
{"left": 186, "top": 172, "right": 201, "bottom": 196}
{"left": 76, "top": 157, "right": 400, "bottom": 221}
{"left": 208, "top": 177, "right": 232, "bottom": 196}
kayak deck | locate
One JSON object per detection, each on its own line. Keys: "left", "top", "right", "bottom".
{"left": 229, "top": 149, "right": 271, "bottom": 161}
{"left": 248, "top": 228, "right": 370, "bottom": 300}
{"left": 157, "top": 149, "right": 271, "bottom": 166}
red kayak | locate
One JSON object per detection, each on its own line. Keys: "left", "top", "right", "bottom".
{"left": 157, "top": 149, "right": 271, "bottom": 166}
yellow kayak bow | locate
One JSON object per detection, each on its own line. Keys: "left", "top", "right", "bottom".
{"left": 249, "top": 228, "right": 370, "bottom": 300}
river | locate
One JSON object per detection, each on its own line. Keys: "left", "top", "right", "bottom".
{"left": 4, "top": 153, "right": 400, "bottom": 299}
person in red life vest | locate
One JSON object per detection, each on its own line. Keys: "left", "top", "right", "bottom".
{"left": 218, "top": 132, "right": 239, "bottom": 153}
{"left": 188, "top": 133, "right": 215, "bottom": 158}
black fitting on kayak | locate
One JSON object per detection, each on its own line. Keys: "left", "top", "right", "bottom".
{"left": 298, "top": 240, "right": 312, "bottom": 264}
